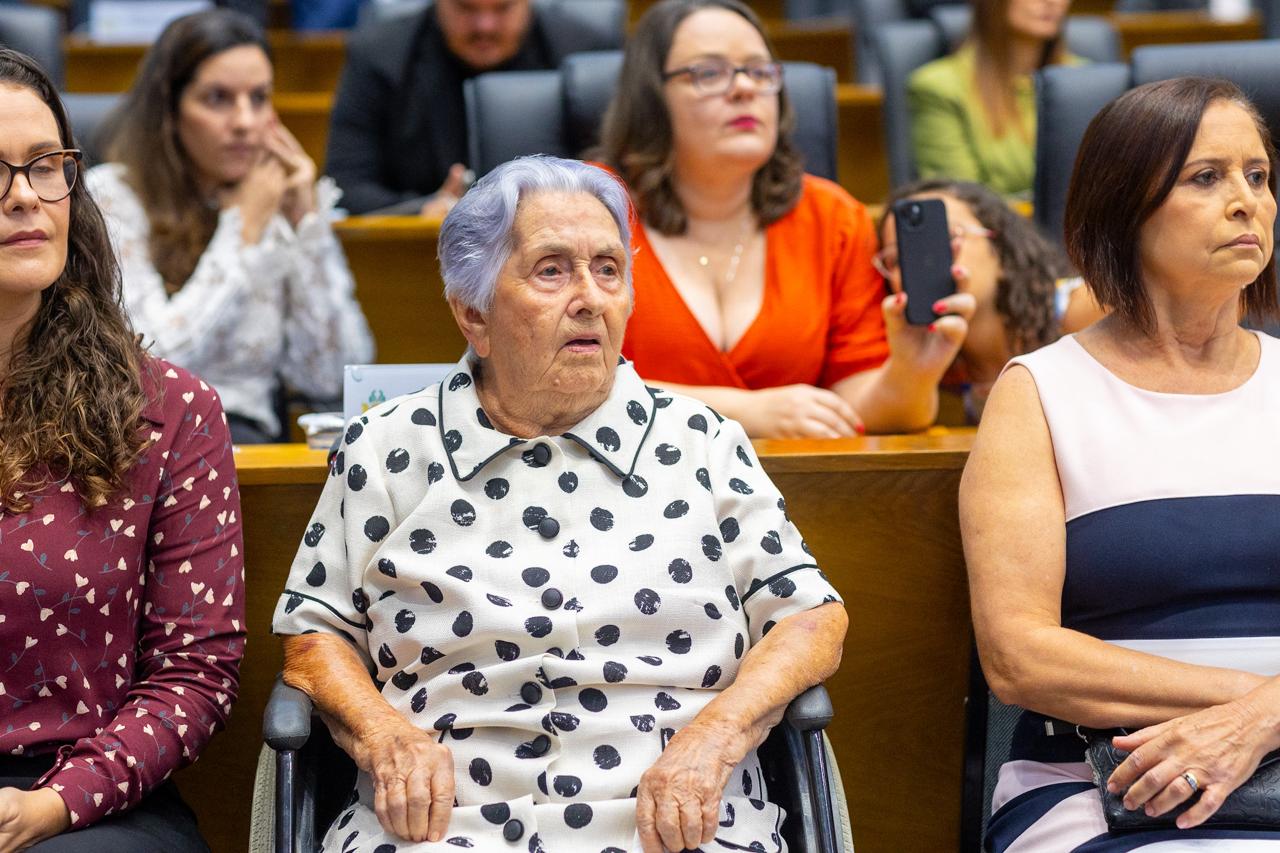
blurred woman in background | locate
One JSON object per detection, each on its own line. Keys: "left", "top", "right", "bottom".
{"left": 92, "top": 9, "right": 372, "bottom": 443}
{"left": 908, "top": 0, "right": 1080, "bottom": 197}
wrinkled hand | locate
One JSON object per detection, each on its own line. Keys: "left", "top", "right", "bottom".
{"left": 636, "top": 720, "right": 751, "bottom": 853}
{"left": 221, "top": 154, "right": 287, "bottom": 245}
{"left": 420, "top": 164, "right": 468, "bottom": 220}
{"left": 0, "top": 787, "right": 70, "bottom": 853}
{"left": 883, "top": 265, "right": 976, "bottom": 380}
{"left": 1107, "top": 699, "right": 1273, "bottom": 828}
{"left": 742, "top": 384, "right": 863, "bottom": 439}
{"left": 264, "top": 119, "right": 317, "bottom": 227}
{"left": 346, "top": 718, "right": 455, "bottom": 843}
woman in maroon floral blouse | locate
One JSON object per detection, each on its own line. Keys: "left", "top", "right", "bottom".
{"left": 0, "top": 49, "right": 244, "bottom": 851}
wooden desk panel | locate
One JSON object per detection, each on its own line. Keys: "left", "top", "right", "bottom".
{"left": 177, "top": 434, "right": 974, "bottom": 853}
{"left": 768, "top": 19, "right": 855, "bottom": 83}
{"left": 275, "top": 92, "right": 332, "bottom": 168}
{"left": 65, "top": 31, "right": 346, "bottom": 94}
{"left": 837, "top": 83, "right": 889, "bottom": 205}
{"left": 333, "top": 216, "right": 469, "bottom": 364}
{"left": 1111, "top": 10, "right": 1263, "bottom": 56}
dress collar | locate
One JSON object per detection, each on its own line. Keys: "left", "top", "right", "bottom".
{"left": 437, "top": 355, "right": 663, "bottom": 482}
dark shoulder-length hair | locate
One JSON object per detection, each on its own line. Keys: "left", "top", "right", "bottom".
{"left": 1065, "top": 77, "right": 1279, "bottom": 333}
{"left": 0, "top": 49, "right": 149, "bottom": 512}
{"left": 882, "top": 178, "right": 1071, "bottom": 354}
{"left": 595, "top": 0, "right": 804, "bottom": 235}
{"left": 99, "top": 9, "right": 270, "bottom": 291}
{"left": 969, "top": 0, "right": 1065, "bottom": 139}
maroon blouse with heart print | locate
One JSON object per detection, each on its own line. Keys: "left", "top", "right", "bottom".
{"left": 0, "top": 357, "right": 245, "bottom": 828}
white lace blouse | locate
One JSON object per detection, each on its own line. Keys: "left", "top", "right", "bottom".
{"left": 87, "top": 163, "right": 375, "bottom": 437}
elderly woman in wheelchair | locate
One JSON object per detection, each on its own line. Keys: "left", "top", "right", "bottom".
{"left": 270, "top": 156, "right": 848, "bottom": 853}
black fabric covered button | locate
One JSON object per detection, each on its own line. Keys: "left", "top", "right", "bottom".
{"left": 541, "top": 588, "right": 563, "bottom": 609}
{"left": 521, "top": 681, "right": 543, "bottom": 704}
{"left": 531, "top": 444, "right": 551, "bottom": 466}
{"left": 503, "top": 818, "right": 524, "bottom": 841}
{"left": 531, "top": 734, "right": 551, "bottom": 755}
{"left": 538, "top": 517, "right": 560, "bottom": 539}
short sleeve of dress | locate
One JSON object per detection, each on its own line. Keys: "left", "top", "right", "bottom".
{"left": 817, "top": 187, "right": 890, "bottom": 388}
{"left": 709, "top": 416, "right": 843, "bottom": 645}
{"left": 271, "top": 417, "right": 390, "bottom": 670}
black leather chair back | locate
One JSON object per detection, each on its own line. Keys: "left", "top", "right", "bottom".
{"left": 1032, "top": 63, "right": 1130, "bottom": 247}
{"left": 467, "top": 52, "right": 839, "bottom": 181}
{"left": 0, "top": 4, "right": 63, "bottom": 88}
{"left": 852, "top": 0, "right": 911, "bottom": 85}
{"left": 1131, "top": 40, "right": 1280, "bottom": 148}
{"left": 465, "top": 70, "right": 570, "bottom": 175}
{"left": 62, "top": 92, "right": 122, "bottom": 166}
{"left": 871, "top": 19, "right": 945, "bottom": 187}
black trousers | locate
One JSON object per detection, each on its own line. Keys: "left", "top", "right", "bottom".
{"left": 0, "top": 756, "right": 209, "bottom": 853}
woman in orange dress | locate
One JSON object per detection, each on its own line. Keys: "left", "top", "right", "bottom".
{"left": 598, "top": 0, "right": 974, "bottom": 438}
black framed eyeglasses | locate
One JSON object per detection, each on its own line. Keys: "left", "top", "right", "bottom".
{"left": 662, "top": 59, "right": 784, "bottom": 96}
{"left": 0, "top": 149, "right": 81, "bottom": 203}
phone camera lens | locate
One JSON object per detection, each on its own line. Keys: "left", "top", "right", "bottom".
{"left": 907, "top": 203, "right": 924, "bottom": 227}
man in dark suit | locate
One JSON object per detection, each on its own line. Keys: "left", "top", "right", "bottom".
{"left": 326, "top": 0, "right": 617, "bottom": 216}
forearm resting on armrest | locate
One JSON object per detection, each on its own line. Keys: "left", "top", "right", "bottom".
{"left": 981, "top": 620, "right": 1267, "bottom": 730}
{"left": 693, "top": 603, "right": 847, "bottom": 750}
{"left": 282, "top": 633, "right": 410, "bottom": 757}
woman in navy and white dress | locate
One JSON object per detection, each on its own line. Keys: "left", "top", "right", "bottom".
{"left": 961, "top": 77, "right": 1280, "bottom": 851}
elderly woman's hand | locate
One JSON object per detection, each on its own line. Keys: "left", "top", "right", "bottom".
{"left": 635, "top": 716, "right": 758, "bottom": 853}
{"left": 882, "top": 266, "right": 977, "bottom": 380}
{"left": 1106, "top": 697, "right": 1277, "bottom": 828}
{"left": 338, "top": 716, "right": 455, "bottom": 843}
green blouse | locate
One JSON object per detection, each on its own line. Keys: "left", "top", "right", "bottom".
{"left": 907, "top": 45, "right": 1083, "bottom": 198}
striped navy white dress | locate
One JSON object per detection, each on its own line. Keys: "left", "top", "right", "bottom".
{"left": 986, "top": 331, "right": 1280, "bottom": 852}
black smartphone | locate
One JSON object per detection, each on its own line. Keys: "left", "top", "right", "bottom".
{"left": 892, "top": 198, "right": 955, "bottom": 325}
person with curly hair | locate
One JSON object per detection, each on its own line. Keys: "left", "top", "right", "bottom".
{"left": 0, "top": 48, "right": 244, "bottom": 852}
{"left": 877, "top": 179, "right": 1104, "bottom": 420}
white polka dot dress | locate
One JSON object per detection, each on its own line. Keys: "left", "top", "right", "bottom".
{"left": 272, "top": 356, "right": 842, "bottom": 852}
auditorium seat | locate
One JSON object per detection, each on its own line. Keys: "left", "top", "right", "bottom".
{"left": 465, "top": 52, "right": 839, "bottom": 181}
{"left": 873, "top": 14, "right": 1120, "bottom": 187}
{"left": 0, "top": 3, "right": 63, "bottom": 88}
{"left": 1032, "top": 63, "right": 1130, "bottom": 246}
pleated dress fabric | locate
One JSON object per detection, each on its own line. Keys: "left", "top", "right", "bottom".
{"left": 986, "top": 331, "right": 1280, "bottom": 852}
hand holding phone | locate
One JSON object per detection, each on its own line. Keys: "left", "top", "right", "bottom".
{"left": 892, "top": 198, "right": 956, "bottom": 326}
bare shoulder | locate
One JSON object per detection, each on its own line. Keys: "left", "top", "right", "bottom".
{"left": 960, "top": 364, "right": 1057, "bottom": 508}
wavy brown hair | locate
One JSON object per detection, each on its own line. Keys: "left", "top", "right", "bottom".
{"left": 595, "top": 0, "right": 804, "bottom": 235}
{"left": 0, "top": 49, "right": 149, "bottom": 512}
{"left": 99, "top": 9, "right": 270, "bottom": 291}
{"left": 969, "top": 0, "right": 1066, "bottom": 139}
{"left": 882, "top": 179, "right": 1071, "bottom": 354}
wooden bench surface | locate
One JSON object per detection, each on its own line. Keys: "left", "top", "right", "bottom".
{"left": 177, "top": 431, "right": 975, "bottom": 853}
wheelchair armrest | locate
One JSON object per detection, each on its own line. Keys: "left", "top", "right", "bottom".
{"left": 784, "top": 684, "right": 833, "bottom": 732}
{"left": 264, "top": 675, "right": 314, "bottom": 752}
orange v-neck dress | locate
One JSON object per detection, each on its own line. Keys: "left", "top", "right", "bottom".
{"left": 622, "top": 174, "right": 890, "bottom": 390}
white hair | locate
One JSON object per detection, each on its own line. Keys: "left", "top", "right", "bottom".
{"left": 438, "top": 155, "right": 634, "bottom": 311}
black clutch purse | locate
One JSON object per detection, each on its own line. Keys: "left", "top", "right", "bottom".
{"left": 1084, "top": 731, "right": 1280, "bottom": 831}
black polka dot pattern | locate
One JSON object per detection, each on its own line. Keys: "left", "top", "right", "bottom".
{"left": 273, "top": 362, "right": 841, "bottom": 853}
